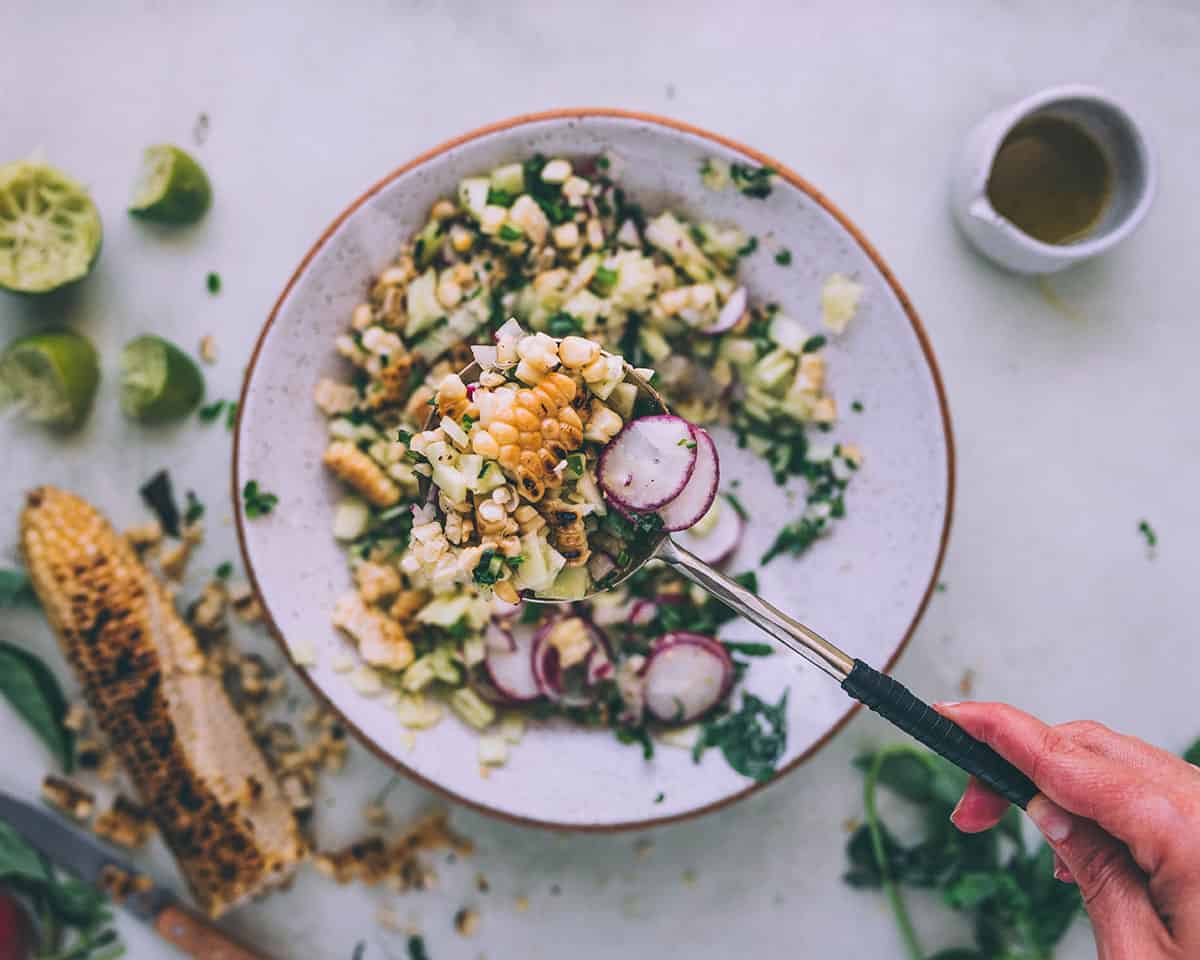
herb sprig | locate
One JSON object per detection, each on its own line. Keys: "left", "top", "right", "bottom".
{"left": 242, "top": 480, "right": 279, "bottom": 519}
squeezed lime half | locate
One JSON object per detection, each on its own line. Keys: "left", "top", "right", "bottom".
{"left": 0, "top": 161, "right": 103, "bottom": 294}
{"left": 119, "top": 334, "right": 205, "bottom": 422}
{"left": 0, "top": 330, "right": 100, "bottom": 427}
{"left": 128, "top": 145, "right": 211, "bottom": 224}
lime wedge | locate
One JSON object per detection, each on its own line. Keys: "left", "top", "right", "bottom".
{"left": 119, "top": 334, "right": 205, "bottom": 422}
{"left": 128, "top": 145, "right": 211, "bottom": 224}
{"left": 0, "top": 330, "right": 100, "bottom": 427}
{"left": 0, "top": 161, "right": 103, "bottom": 294}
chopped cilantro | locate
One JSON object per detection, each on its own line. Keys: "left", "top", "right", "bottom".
{"left": 547, "top": 312, "right": 584, "bottom": 337}
{"left": 396, "top": 428, "right": 413, "bottom": 444}
{"left": 498, "top": 223, "right": 523, "bottom": 242}
{"left": 1138, "top": 519, "right": 1157, "bottom": 548}
{"left": 206, "top": 271, "right": 221, "bottom": 294}
{"left": 851, "top": 400, "right": 864, "bottom": 413}
{"left": 461, "top": 413, "right": 476, "bottom": 431}
{"left": 407, "top": 934, "right": 430, "bottom": 960}
{"left": 215, "top": 561, "right": 234, "bottom": 580}
{"left": 694, "top": 690, "right": 788, "bottom": 781}
{"left": 566, "top": 452, "right": 586, "bottom": 476}
{"left": 723, "top": 492, "right": 749, "bottom": 520}
{"left": 224, "top": 401, "right": 238, "bottom": 430}
{"left": 762, "top": 516, "right": 827, "bottom": 564}
{"left": 935, "top": 582, "right": 947, "bottom": 593}
{"left": 590, "top": 265, "right": 619, "bottom": 297}
{"left": 722, "top": 641, "right": 774, "bottom": 657}
{"left": 242, "top": 480, "right": 279, "bottom": 519}
{"left": 198, "top": 399, "right": 226, "bottom": 423}
{"left": 472, "top": 550, "right": 503, "bottom": 586}
{"left": 774, "top": 249, "right": 793, "bottom": 266}
{"left": 183, "top": 490, "right": 205, "bottom": 526}
{"left": 595, "top": 154, "right": 611, "bottom": 171}
{"left": 487, "top": 187, "right": 515, "bottom": 207}
{"left": 729, "top": 163, "right": 774, "bottom": 199}
{"left": 801, "top": 334, "right": 827, "bottom": 353}
{"left": 736, "top": 236, "right": 758, "bottom": 258}
{"left": 654, "top": 792, "right": 664, "bottom": 803}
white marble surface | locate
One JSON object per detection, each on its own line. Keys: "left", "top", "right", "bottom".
{"left": 3, "top": 2, "right": 1198, "bottom": 957}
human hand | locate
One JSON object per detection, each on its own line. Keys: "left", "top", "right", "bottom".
{"left": 935, "top": 702, "right": 1200, "bottom": 959}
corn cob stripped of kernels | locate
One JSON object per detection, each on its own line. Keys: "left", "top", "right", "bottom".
{"left": 323, "top": 441, "right": 401, "bottom": 507}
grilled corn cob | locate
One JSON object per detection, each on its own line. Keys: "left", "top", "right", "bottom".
{"left": 323, "top": 441, "right": 402, "bottom": 507}
{"left": 20, "top": 487, "right": 306, "bottom": 916}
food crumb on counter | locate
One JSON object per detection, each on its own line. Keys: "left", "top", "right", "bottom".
{"left": 958, "top": 669, "right": 976, "bottom": 697}
{"left": 454, "top": 907, "right": 480, "bottom": 937}
{"left": 376, "top": 905, "right": 402, "bottom": 932}
{"left": 682, "top": 869, "right": 697, "bottom": 887}
{"left": 199, "top": 334, "right": 218, "bottom": 363}
{"left": 842, "top": 817, "right": 861, "bottom": 834}
{"left": 515, "top": 896, "right": 530, "bottom": 913}
{"left": 634, "top": 837, "right": 654, "bottom": 859}
{"left": 475, "top": 872, "right": 490, "bottom": 894}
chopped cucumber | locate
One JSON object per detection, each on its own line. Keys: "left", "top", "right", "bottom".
{"left": 490, "top": 163, "right": 525, "bottom": 196}
{"left": 416, "top": 593, "right": 474, "bottom": 627}
{"left": 401, "top": 657, "right": 438, "bottom": 692}
{"left": 458, "top": 177, "right": 490, "bottom": 219}
{"left": 752, "top": 348, "right": 796, "bottom": 394}
{"left": 769, "top": 313, "right": 809, "bottom": 354}
{"left": 333, "top": 497, "right": 369, "bottom": 541}
{"left": 512, "top": 533, "right": 550, "bottom": 592}
{"left": 538, "top": 565, "right": 590, "bottom": 601}
{"left": 404, "top": 268, "right": 443, "bottom": 339}
{"left": 450, "top": 688, "right": 496, "bottom": 730}
{"left": 607, "top": 381, "right": 638, "bottom": 421}
{"left": 638, "top": 327, "right": 672, "bottom": 362}
{"left": 431, "top": 462, "right": 469, "bottom": 505}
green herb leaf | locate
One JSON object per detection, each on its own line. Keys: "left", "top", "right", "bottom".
{"left": 722, "top": 641, "right": 773, "bottom": 657}
{"left": 486, "top": 187, "right": 515, "bottom": 207}
{"left": 546, "top": 311, "right": 584, "bottom": 338}
{"left": 774, "top": 248, "right": 793, "bottom": 266}
{"left": 729, "top": 163, "right": 774, "bottom": 199}
{"left": 225, "top": 401, "right": 238, "bottom": 430}
{"left": 215, "top": 561, "right": 234, "bottom": 580}
{"left": 184, "top": 490, "right": 205, "bottom": 526}
{"left": 0, "top": 641, "right": 74, "bottom": 771}
{"left": 407, "top": 934, "right": 430, "bottom": 960}
{"left": 1138, "top": 519, "right": 1157, "bottom": 548}
{"left": 206, "top": 271, "right": 221, "bottom": 294}
{"left": 0, "top": 818, "right": 51, "bottom": 886}
{"left": 851, "top": 399, "right": 864, "bottom": 413}
{"left": 695, "top": 690, "right": 788, "bottom": 782}
{"left": 801, "top": 334, "right": 827, "bottom": 353}
{"left": 472, "top": 550, "right": 502, "bottom": 586}
{"left": 736, "top": 236, "right": 758, "bottom": 258}
{"left": 722, "top": 493, "right": 749, "bottom": 521}
{"left": 242, "top": 480, "right": 279, "bottom": 519}
{"left": 498, "top": 223, "right": 523, "bottom": 243}
{"left": 590, "top": 266, "right": 618, "bottom": 297}
{"left": 0, "top": 569, "right": 39, "bottom": 608}
{"left": 198, "top": 399, "right": 226, "bottom": 423}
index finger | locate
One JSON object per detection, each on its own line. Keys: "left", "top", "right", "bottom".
{"left": 935, "top": 701, "right": 1200, "bottom": 879}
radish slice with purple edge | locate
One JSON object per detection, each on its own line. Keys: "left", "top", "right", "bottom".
{"left": 643, "top": 633, "right": 734, "bottom": 724}
{"left": 532, "top": 617, "right": 604, "bottom": 705}
{"left": 672, "top": 495, "right": 743, "bottom": 564}
{"left": 598, "top": 415, "right": 698, "bottom": 512}
{"left": 484, "top": 622, "right": 541, "bottom": 702}
{"left": 628, "top": 599, "right": 658, "bottom": 627}
{"left": 656, "top": 427, "right": 719, "bottom": 532}
{"left": 586, "top": 645, "right": 614, "bottom": 685}
{"left": 484, "top": 619, "right": 516, "bottom": 653}
{"left": 700, "top": 286, "right": 747, "bottom": 335}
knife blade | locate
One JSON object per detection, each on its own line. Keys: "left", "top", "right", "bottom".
{"left": 0, "top": 791, "right": 268, "bottom": 959}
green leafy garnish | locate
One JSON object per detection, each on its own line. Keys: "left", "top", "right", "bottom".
{"left": 801, "top": 334, "right": 827, "bottom": 353}
{"left": 694, "top": 690, "right": 788, "bottom": 782}
{"left": 546, "top": 312, "right": 584, "bottom": 337}
{"left": 198, "top": 399, "right": 226, "bottom": 422}
{"left": 472, "top": 550, "right": 503, "bottom": 586}
{"left": 723, "top": 492, "right": 749, "bottom": 521}
{"left": 407, "top": 934, "right": 430, "bottom": 960}
{"left": 498, "top": 223, "right": 523, "bottom": 243}
{"left": 762, "top": 516, "right": 826, "bottom": 564}
{"left": 206, "top": 271, "right": 221, "bottom": 294}
{"left": 590, "top": 265, "right": 618, "bottom": 297}
{"left": 225, "top": 401, "right": 238, "bottom": 430}
{"left": 774, "top": 248, "right": 792, "bottom": 266}
{"left": 0, "top": 641, "right": 74, "bottom": 771}
{"left": 729, "top": 163, "right": 774, "bottom": 199}
{"left": 486, "top": 187, "right": 515, "bottom": 207}
{"left": 242, "top": 480, "right": 279, "bottom": 519}
{"left": 0, "top": 569, "right": 39, "bottom": 608}
{"left": 851, "top": 400, "right": 864, "bottom": 413}
{"left": 215, "top": 561, "right": 234, "bottom": 580}
{"left": 1138, "top": 519, "right": 1157, "bottom": 548}
{"left": 722, "top": 641, "right": 774, "bottom": 657}
{"left": 845, "top": 745, "right": 1081, "bottom": 960}
{"left": 183, "top": 490, "right": 204, "bottom": 526}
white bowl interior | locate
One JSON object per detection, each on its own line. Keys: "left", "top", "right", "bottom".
{"left": 236, "top": 113, "right": 950, "bottom": 828}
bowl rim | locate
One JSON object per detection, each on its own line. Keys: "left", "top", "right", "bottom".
{"left": 232, "top": 107, "right": 956, "bottom": 833}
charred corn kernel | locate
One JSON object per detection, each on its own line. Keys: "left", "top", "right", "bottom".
{"left": 542, "top": 501, "right": 589, "bottom": 567}
{"left": 378, "top": 265, "right": 410, "bottom": 287}
{"left": 580, "top": 354, "right": 609, "bottom": 383}
{"left": 354, "top": 562, "right": 401, "bottom": 605}
{"left": 431, "top": 199, "right": 457, "bottom": 220}
{"left": 514, "top": 358, "right": 545, "bottom": 385}
{"left": 476, "top": 500, "right": 508, "bottom": 535}
{"left": 19, "top": 487, "right": 306, "bottom": 914}
{"left": 448, "top": 224, "right": 474, "bottom": 253}
{"left": 335, "top": 334, "right": 367, "bottom": 365}
{"left": 583, "top": 400, "right": 623, "bottom": 444}
{"left": 401, "top": 384, "right": 432, "bottom": 421}
{"left": 533, "top": 267, "right": 569, "bottom": 298}
{"left": 443, "top": 511, "right": 473, "bottom": 545}
{"left": 558, "top": 336, "right": 598, "bottom": 369}
{"left": 351, "top": 303, "right": 374, "bottom": 331}
{"left": 552, "top": 222, "right": 580, "bottom": 249}
{"left": 323, "top": 442, "right": 401, "bottom": 507}
{"left": 471, "top": 428, "right": 500, "bottom": 459}
{"left": 333, "top": 593, "right": 413, "bottom": 671}
{"left": 516, "top": 333, "right": 560, "bottom": 371}
{"left": 124, "top": 521, "right": 162, "bottom": 550}
{"left": 513, "top": 504, "right": 545, "bottom": 534}
{"left": 690, "top": 284, "right": 716, "bottom": 310}
{"left": 494, "top": 580, "right": 519, "bottom": 605}
{"left": 812, "top": 395, "right": 837, "bottom": 424}
{"left": 314, "top": 378, "right": 359, "bottom": 416}
{"left": 42, "top": 775, "right": 94, "bottom": 821}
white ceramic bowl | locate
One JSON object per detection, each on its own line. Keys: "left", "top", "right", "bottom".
{"left": 235, "top": 109, "right": 953, "bottom": 831}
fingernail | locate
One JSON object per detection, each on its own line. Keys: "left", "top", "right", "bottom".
{"left": 1053, "top": 863, "right": 1075, "bottom": 883}
{"left": 1028, "top": 796, "right": 1073, "bottom": 843}
{"left": 949, "top": 793, "right": 965, "bottom": 826}
{"left": 936, "top": 701, "right": 961, "bottom": 709}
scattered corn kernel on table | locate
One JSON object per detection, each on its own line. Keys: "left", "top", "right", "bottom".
{"left": 3, "top": 3, "right": 1198, "bottom": 957}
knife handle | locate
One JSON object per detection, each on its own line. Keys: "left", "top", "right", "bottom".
{"left": 156, "top": 904, "right": 269, "bottom": 960}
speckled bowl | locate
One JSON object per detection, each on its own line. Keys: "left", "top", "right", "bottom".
{"left": 234, "top": 109, "right": 953, "bottom": 831}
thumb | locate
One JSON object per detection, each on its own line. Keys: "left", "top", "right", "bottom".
{"left": 1027, "top": 796, "right": 1169, "bottom": 955}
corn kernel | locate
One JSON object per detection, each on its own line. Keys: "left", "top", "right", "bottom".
{"left": 558, "top": 336, "right": 598, "bottom": 369}
{"left": 479, "top": 205, "right": 508, "bottom": 235}
{"left": 540, "top": 159, "right": 572, "bottom": 184}
{"left": 552, "top": 222, "right": 580, "bottom": 249}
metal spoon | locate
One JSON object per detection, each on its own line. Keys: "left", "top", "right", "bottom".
{"left": 426, "top": 357, "right": 1037, "bottom": 809}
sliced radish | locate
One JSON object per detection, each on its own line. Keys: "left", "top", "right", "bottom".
{"left": 673, "top": 495, "right": 744, "bottom": 564}
{"left": 586, "top": 645, "right": 613, "bottom": 685}
{"left": 656, "top": 427, "right": 719, "bottom": 532}
{"left": 700, "top": 286, "right": 747, "bottom": 334}
{"left": 644, "top": 633, "right": 733, "bottom": 724}
{"left": 485, "top": 622, "right": 541, "bottom": 702}
{"left": 629, "top": 599, "right": 658, "bottom": 626}
{"left": 598, "top": 416, "right": 698, "bottom": 512}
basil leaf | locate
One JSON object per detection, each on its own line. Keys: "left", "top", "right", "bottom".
{"left": 695, "top": 690, "right": 788, "bottom": 782}
{"left": 47, "top": 874, "right": 108, "bottom": 926}
{"left": 0, "top": 819, "right": 50, "bottom": 885}
{"left": 1185, "top": 739, "right": 1200, "bottom": 766}
{"left": 0, "top": 642, "right": 74, "bottom": 772}
{"left": 0, "top": 569, "right": 39, "bottom": 608}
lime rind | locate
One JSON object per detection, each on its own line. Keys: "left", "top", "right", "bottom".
{"left": 0, "top": 161, "right": 103, "bottom": 294}
{"left": 0, "top": 330, "right": 100, "bottom": 427}
{"left": 119, "top": 334, "right": 205, "bottom": 421}
{"left": 128, "top": 145, "right": 211, "bottom": 224}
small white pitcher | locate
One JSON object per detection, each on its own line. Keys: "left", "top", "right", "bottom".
{"left": 950, "top": 84, "right": 1156, "bottom": 274}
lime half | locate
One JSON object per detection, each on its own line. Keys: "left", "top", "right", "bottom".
{"left": 120, "top": 334, "right": 205, "bottom": 422}
{"left": 128, "top": 145, "right": 211, "bottom": 224}
{"left": 0, "top": 161, "right": 103, "bottom": 294}
{"left": 0, "top": 330, "right": 100, "bottom": 427}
